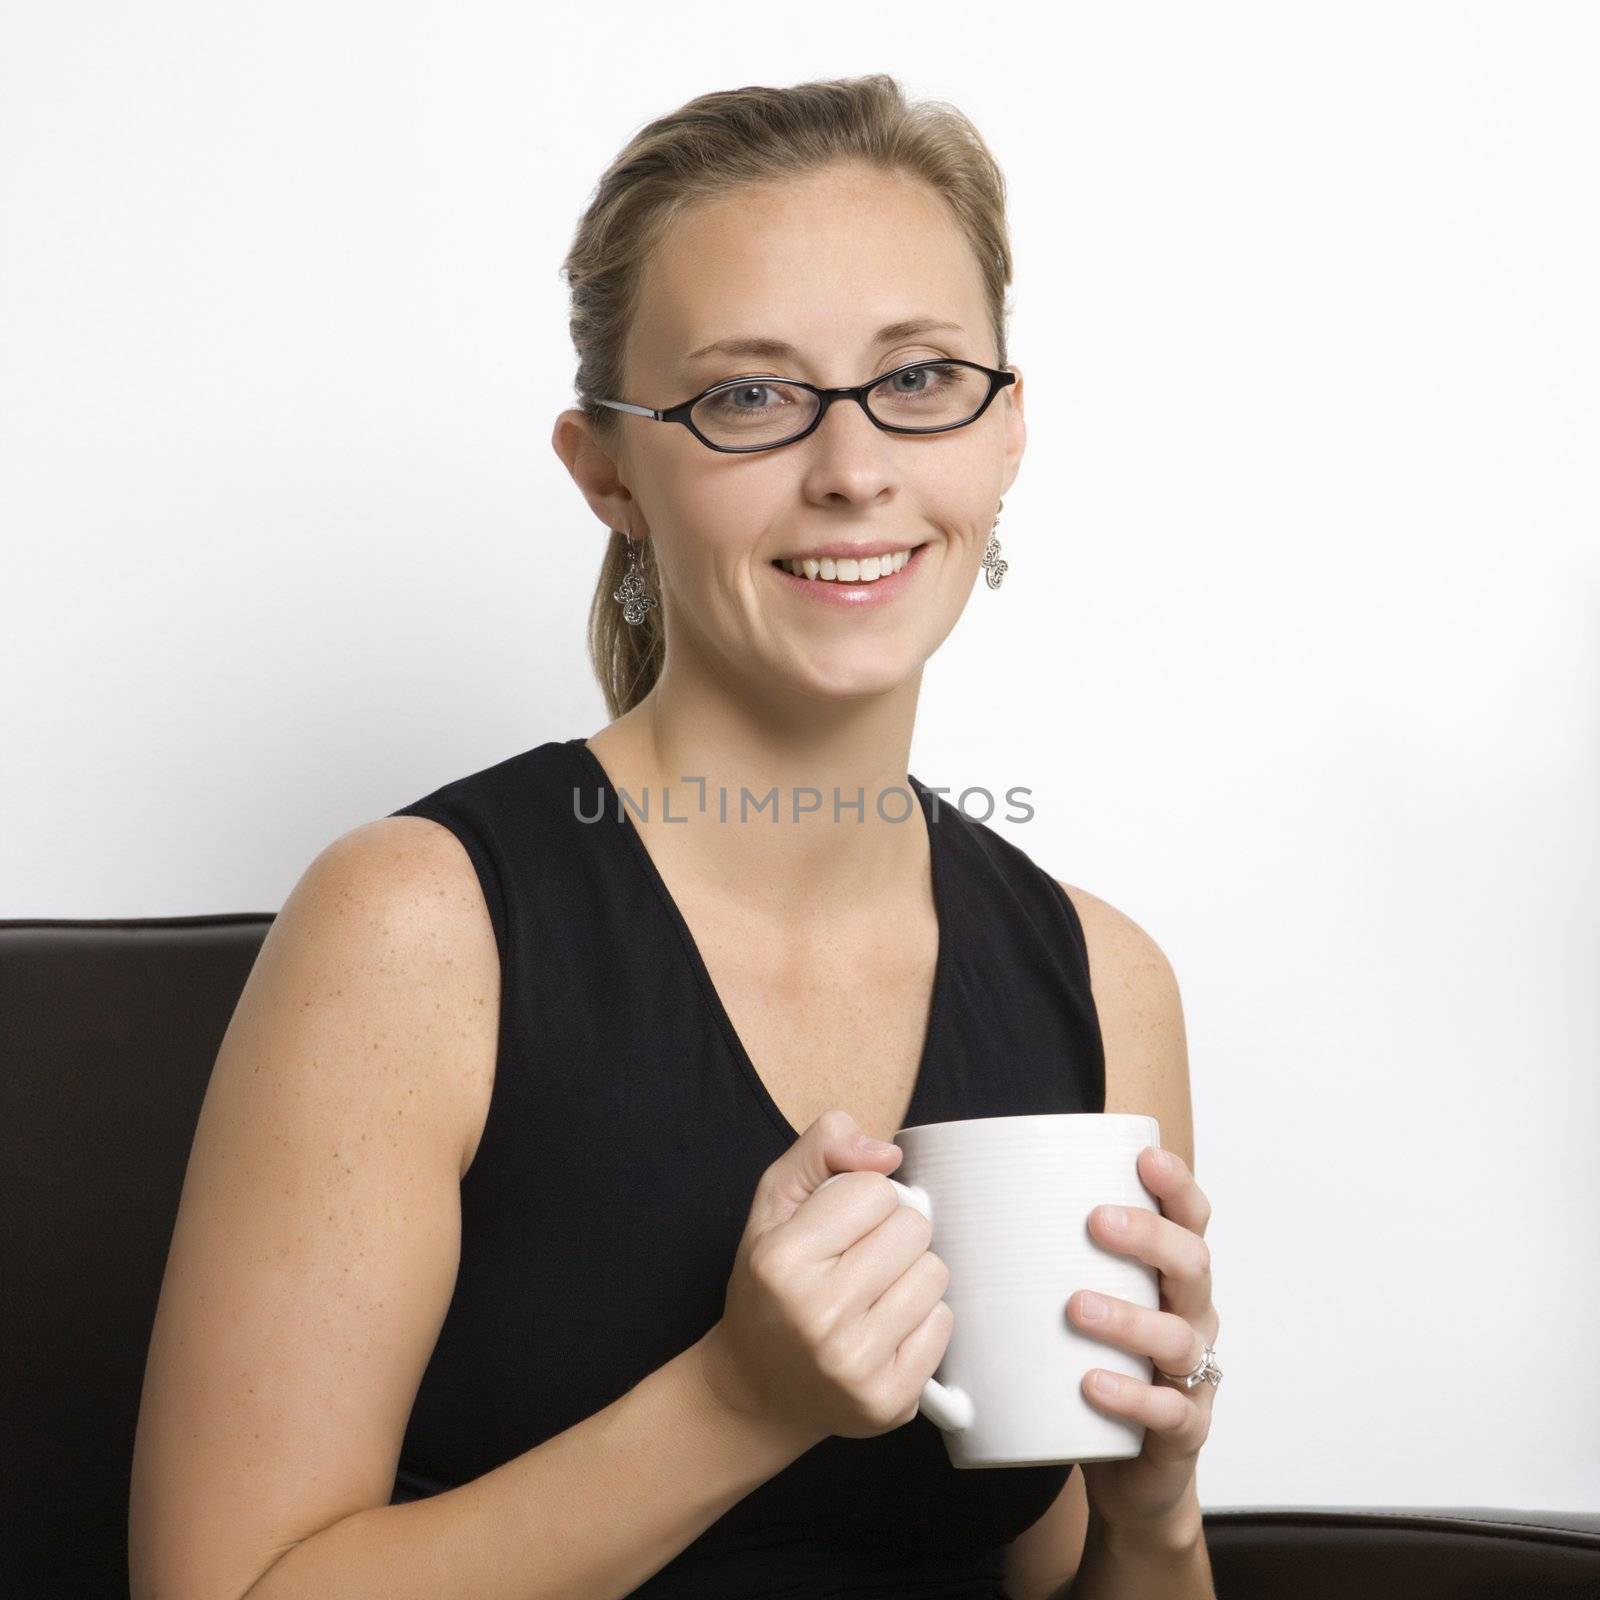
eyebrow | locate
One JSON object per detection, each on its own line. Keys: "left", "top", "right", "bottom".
{"left": 684, "top": 317, "right": 965, "bottom": 365}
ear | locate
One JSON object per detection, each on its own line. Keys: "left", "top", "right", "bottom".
{"left": 999, "top": 363, "right": 1026, "bottom": 499}
{"left": 551, "top": 407, "right": 649, "bottom": 539}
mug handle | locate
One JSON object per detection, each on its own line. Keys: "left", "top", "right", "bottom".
{"left": 814, "top": 1171, "right": 976, "bottom": 1435}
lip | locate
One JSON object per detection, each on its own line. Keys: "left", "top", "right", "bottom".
{"left": 768, "top": 543, "right": 928, "bottom": 606}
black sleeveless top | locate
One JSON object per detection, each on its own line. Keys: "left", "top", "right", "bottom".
{"left": 385, "top": 737, "right": 1105, "bottom": 1597}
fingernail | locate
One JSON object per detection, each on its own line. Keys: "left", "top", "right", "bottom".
{"left": 1101, "top": 1205, "right": 1127, "bottom": 1230}
{"left": 1149, "top": 1148, "right": 1171, "bottom": 1172}
{"left": 1078, "top": 1290, "right": 1108, "bottom": 1320}
{"left": 857, "top": 1135, "right": 897, "bottom": 1154}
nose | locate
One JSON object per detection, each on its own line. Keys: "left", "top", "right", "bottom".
{"left": 815, "top": 390, "right": 883, "bottom": 439}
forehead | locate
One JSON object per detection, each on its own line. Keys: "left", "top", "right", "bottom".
{"left": 629, "top": 164, "right": 987, "bottom": 382}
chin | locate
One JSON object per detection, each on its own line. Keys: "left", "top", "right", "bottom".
{"left": 782, "top": 655, "right": 926, "bottom": 701}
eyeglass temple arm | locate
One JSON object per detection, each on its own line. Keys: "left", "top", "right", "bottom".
{"left": 595, "top": 398, "right": 662, "bottom": 420}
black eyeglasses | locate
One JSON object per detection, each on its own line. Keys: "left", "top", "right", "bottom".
{"left": 594, "top": 359, "right": 1016, "bottom": 454}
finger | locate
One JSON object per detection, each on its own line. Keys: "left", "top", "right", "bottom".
{"left": 1083, "top": 1367, "right": 1211, "bottom": 1455}
{"left": 1139, "top": 1146, "right": 1212, "bottom": 1238}
{"left": 1090, "top": 1204, "right": 1212, "bottom": 1318}
{"left": 1069, "top": 1297, "right": 1204, "bottom": 1379}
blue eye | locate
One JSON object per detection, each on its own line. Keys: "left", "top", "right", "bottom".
{"left": 701, "top": 381, "right": 803, "bottom": 416}
{"left": 884, "top": 363, "right": 959, "bottom": 393}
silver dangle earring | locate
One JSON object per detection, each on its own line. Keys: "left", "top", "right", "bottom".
{"left": 612, "top": 531, "right": 657, "bottom": 626}
{"left": 981, "top": 498, "right": 1008, "bottom": 589}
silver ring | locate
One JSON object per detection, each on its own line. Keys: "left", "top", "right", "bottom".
{"left": 1156, "top": 1340, "right": 1222, "bottom": 1391}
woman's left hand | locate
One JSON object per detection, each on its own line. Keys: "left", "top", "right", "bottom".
{"left": 1067, "top": 1145, "right": 1220, "bottom": 1536}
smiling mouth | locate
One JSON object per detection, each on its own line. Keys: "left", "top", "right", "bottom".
{"left": 770, "top": 543, "right": 927, "bottom": 583}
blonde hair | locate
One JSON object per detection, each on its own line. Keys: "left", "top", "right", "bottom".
{"left": 558, "top": 73, "right": 1015, "bottom": 719}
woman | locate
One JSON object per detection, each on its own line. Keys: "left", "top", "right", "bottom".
{"left": 130, "top": 74, "right": 1220, "bottom": 1600}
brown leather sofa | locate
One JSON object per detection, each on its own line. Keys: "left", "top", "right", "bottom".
{"left": 5, "top": 914, "right": 1598, "bottom": 1598}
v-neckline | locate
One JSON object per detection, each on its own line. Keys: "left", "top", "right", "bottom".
{"left": 566, "top": 737, "right": 951, "bottom": 1147}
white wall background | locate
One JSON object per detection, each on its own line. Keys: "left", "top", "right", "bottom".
{"left": 3, "top": 1, "right": 1596, "bottom": 1517}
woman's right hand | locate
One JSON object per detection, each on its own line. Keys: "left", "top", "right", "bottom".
{"left": 697, "top": 1108, "right": 954, "bottom": 1446}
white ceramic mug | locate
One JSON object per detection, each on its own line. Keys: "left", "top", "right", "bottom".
{"left": 816, "top": 1112, "right": 1162, "bottom": 1467}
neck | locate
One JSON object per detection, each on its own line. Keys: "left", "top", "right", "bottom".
{"left": 583, "top": 668, "right": 931, "bottom": 929}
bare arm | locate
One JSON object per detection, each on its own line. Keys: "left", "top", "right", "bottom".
{"left": 129, "top": 817, "right": 820, "bottom": 1600}
{"left": 239, "top": 1333, "right": 815, "bottom": 1600}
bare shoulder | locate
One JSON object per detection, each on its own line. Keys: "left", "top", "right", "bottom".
{"left": 324, "top": 814, "right": 502, "bottom": 1178}
{"left": 1054, "top": 879, "right": 1194, "bottom": 1172}
{"left": 1054, "top": 880, "right": 1171, "bottom": 974}
{"left": 128, "top": 816, "right": 500, "bottom": 1600}
{"left": 300, "top": 819, "right": 496, "bottom": 1184}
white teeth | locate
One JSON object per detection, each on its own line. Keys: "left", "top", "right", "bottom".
{"left": 778, "top": 547, "right": 916, "bottom": 582}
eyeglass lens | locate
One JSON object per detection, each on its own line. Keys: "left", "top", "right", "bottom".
{"left": 690, "top": 361, "right": 989, "bottom": 449}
